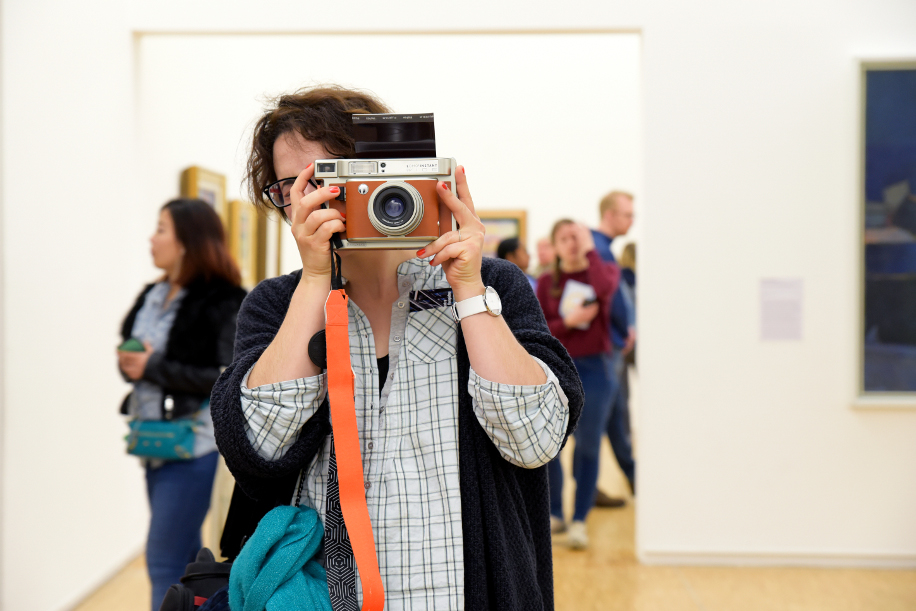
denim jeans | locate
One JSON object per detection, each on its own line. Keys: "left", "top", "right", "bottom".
{"left": 606, "top": 350, "right": 636, "bottom": 491}
{"left": 145, "top": 451, "right": 219, "bottom": 611}
{"left": 549, "top": 353, "right": 614, "bottom": 522}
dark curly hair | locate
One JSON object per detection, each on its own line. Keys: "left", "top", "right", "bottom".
{"left": 246, "top": 85, "right": 391, "bottom": 219}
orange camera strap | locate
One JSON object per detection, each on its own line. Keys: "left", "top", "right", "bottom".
{"left": 325, "top": 288, "right": 385, "bottom": 611}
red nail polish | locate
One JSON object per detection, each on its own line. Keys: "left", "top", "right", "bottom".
{"left": 417, "top": 249, "right": 426, "bottom": 257}
{"left": 460, "top": 166, "right": 466, "bottom": 175}
{"left": 340, "top": 212, "right": 347, "bottom": 219}
{"left": 329, "top": 186, "right": 340, "bottom": 193}
{"left": 306, "top": 162, "right": 313, "bottom": 169}
{"left": 441, "top": 182, "right": 449, "bottom": 189}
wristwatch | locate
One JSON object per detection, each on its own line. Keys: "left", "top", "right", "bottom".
{"left": 451, "top": 286, "right": 502, "bottom": 322}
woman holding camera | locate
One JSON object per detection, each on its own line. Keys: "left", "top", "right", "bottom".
{"left": 118, "top": 199, "right": 246, "bottom": 610}
{"left": 536, "top": 219, "right": 620, "bottom": 550}
{"left": 210, "top": 86, "right": 583, "bottom": 611}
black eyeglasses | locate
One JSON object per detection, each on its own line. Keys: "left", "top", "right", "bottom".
{"left": 263, "top": 176, "right": 319, "bottom": 209}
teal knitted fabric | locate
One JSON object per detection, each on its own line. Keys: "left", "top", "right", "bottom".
{"left": 229, "top": 505, "right": 332, "bottom": 611}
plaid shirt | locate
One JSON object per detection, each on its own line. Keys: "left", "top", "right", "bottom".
{"left": 240, "top": 258, "right": 569, "bottom": 610}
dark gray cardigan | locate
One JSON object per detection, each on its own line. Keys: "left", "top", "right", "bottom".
{"left": 211, "top": 257, "right": 583, "bottom": 611}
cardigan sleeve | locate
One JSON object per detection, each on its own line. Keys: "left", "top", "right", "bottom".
{"left": 583, "top": 249, "right": 619, "bottom": 301}
{"left": 210, "top": 272, "right": 332, "bottom": 500}
{"left": 119, "top": 284, "right": 155, "bottom": 382}
{"left": 481, "top": 259, "right": 584, "bottom": 449}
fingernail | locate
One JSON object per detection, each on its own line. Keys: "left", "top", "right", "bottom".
{"left": 340, "top": 212, "right": 347, "bottom": 218}
{"left": 460, "top": 166, "right": 466, "bottom": 175}
{"left": 329, "top": 186, "right": 340, "bottom": 194}
{"left": 417, "top": 249, "right": 426, "bottom": 257}
{"left": 440, "top": 182, "right": 449, "bottom": 190}
{"left": 306, "top": 162, "right": 313, "bottom": 169}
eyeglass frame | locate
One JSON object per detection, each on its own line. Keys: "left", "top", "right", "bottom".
{"left": 262, "top": 176, "right": 320, "bottom": 209}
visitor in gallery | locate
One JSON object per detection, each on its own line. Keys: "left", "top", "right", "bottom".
{"left": 209, "top": 85, "right": 583, "bottom": 610}
{"left": 616, "top": 242, "right": 638, "bottom": 459}
{"left": 497, "top": 236, "right": 537, "bottom": 289}
{"left": 117, "top": 199, "right": 246, "bottom": 611}
{"left": 537, "top": 219, "right": 620, "bottom": 549}
{"left": 591, "top": 191, "right": 637, "bottom": 506}
{"left": 619, "top": 242, "right": 637, "bottom": 358}
{"left": 535, "top": 235, "right": 556, "bottom": 277}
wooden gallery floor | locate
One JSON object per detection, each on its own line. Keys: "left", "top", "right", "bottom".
{"left": 75, "top": 438, "right": 916, "bottom": 611}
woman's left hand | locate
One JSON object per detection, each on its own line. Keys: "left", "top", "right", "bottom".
{"left": 419, "top": 166, "right": 486, "bottom": 301}
{"left": 118, "top": 342, "right": 153, "bottom": 381}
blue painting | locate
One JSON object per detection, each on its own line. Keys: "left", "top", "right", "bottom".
{"left": 863, "top": 67, "right": 916, "bottom": 392}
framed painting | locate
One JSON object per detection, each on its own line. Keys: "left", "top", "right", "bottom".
{"left": 477, "top": 209, "right": 528, "bottom": 259}
{"left": 228, "top": 200, "right": 266, "bottom": 289}
{"left": 860, "top": 62, "right": 916, "bottom": 395}
{"left": 181, "top": 166, "right": 228, "bottom": 226}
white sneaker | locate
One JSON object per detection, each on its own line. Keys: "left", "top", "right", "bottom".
{"left": 550, "top": 516, "right": 567, "bottom": 535}
{"left": 567, "top": 520, "right": 588, "bottom": 550}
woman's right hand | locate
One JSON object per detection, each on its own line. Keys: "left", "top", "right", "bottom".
{"left": 288, "top": 163, "right": 347, "bottom": 281}
{"left": 564, "top": 300, "right": 600, "bottom": 329}
{"left": 574, "top": 222, "right": 596, "bottom": 254}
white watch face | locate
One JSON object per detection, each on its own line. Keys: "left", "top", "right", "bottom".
{"left": 484, "top": 286, "right": 502, "bottom": 316}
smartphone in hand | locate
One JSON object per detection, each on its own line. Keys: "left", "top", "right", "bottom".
{"left": 117, "top": 337, "right": 146, "bottom": 352}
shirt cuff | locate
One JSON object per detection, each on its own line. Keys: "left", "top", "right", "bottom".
{"left": 240, "top": 366, "right": 327, "bottom": 461}
{"left": 468, "top": 357, "right": 570, "bottom": 469}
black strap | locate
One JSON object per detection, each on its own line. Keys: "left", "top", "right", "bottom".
{"left": 330, "top": 248, "right": 343, "bottom": 291}
{"left": 323, "top": 242, "right": 359, "bottom": 610}
{"left": 324, "top": 440, "right": 358, "bottom": 610}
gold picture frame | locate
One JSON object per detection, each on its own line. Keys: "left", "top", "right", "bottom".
{"left": 228, "top": 200, "right": 268, "bottom": 290}
{"left": 477, "top": 209, "right": 528, "bottom": 258}
{"left": 180, "top": 166, "right": 228, "bottom": 226}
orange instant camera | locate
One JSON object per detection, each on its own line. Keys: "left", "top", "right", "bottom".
{"left": 313, "top": 157, "right": 458, "bottom": 250}
{"left": 312, "top": 113, "right": 457, "bottom": 250}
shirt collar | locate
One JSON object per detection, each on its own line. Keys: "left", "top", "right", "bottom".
{"left": 397, "top": 256, "right": 450, "bottom": 292}
{"left": 337, "top": 256, "right": 449, "bottom": 295}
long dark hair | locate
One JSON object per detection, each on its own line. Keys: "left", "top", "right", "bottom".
{"left": 163, "top": 198, "right": 241, "bottom": 287}
{"left": 549, "top": 218, "right": 576, "bottom": 298}
{"left": 246, "top": 85, "right": 391, "bottom": 218}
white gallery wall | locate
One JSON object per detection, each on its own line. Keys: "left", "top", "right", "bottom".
{"left": 135, "top": 33, "right": 643, "bottom": 275}
{"left": 2, "top": 1, "right": 916, "bottom": 610}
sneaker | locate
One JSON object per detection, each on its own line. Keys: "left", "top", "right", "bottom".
{"left": 550, "top": 516, "right": 567, "bottom": 535}
{"left": 595, "top": 488, "right": 627, "bottom": 508}
{"left": 568, "top": 520, "right": 588, "bottom": 550}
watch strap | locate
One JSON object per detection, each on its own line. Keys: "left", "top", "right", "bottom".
{"left": 452, "top": 294, "right": 488, "bottom": 322}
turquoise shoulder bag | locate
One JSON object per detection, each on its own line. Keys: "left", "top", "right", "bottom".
{"left": 125, "top": 396, "right": 207, "bottom": 461}
{"left": 127, "top": 418, "right": 198, "bottom": 460}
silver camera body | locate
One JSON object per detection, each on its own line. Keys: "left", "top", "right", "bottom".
{"left": 314, "top": 157, "right": 458, "bottom": 250}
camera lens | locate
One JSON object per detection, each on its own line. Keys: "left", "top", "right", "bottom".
{"left": 367, "top": 182, "right": 424, "bottom": 237}
{"left": 384, "top": 197, "right": 405, "bottom": 218}
{"left": 376, "top": 189, "right": 413, "bottom": 227}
